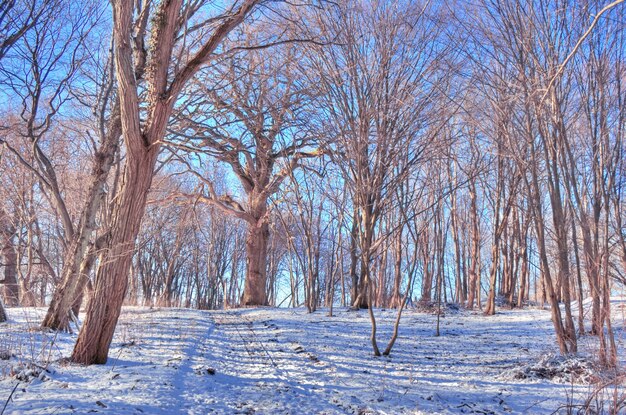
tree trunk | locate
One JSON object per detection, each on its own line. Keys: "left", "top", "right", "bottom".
{"left": 534, "top": 208, "right": 572, "bottom": 355}
{"left": 390, "top": 231, "right": 403, "bottom": 308}
{"left": 359, "top": 210, "right": 380, "bottom": 355}
{"left": 516, "top": 222, "right": 528, "bottom": 308}
{"left": 43, "top": 243, "right": 99, "bottom": 331}
{"left": 0, "top": 300, "right": 6, "bottom": 322}
{"left": 571, "top": 215, "right": 585, "bottom": 335}
{"left": 420, "top": 231, "right": 433, "bottom": 303}
{"left": 241, "top": 217, "right": 269, "bottom": 306}
{"left": 525, "top": 142, "right": 576, "bottom": 355}
{"left": 71, "top": 148, "right": 158, "bottom": 364}
{"left": 159, "top": 225, "right": 185, "bottom": 307}
{"left": 485, "top": 153, "right": 504, "bottom": 316}
{"left": 376, "top": 245, "right": 387, "bottom": 307}
{"left": 17, "top": 223, "right": 36, "bottom": 307}
{"left": 484, "top": 240, "right": 500, "bottom": 315}
{"left": 0, "top": 219, "right": 19, "bottom": 306}
{"left": 467, "top": 179, "right": 480, "bottom": 309}
{"left": 599, "top": 195, "right": 618, "bottom": 367}
{"left": 349, "top": 215, "right": 359, "bottom": 306}
{"left": 543, "top": 129, "right": 577, "bottom": 351}
{"left": 353, "top": 260, "right": 369, "bottom": 308}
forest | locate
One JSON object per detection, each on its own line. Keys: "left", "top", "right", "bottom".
{"left": 0, "top": 0, "right": 626, "bottom": 413}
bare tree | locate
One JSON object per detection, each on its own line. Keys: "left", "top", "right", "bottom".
{"left": 171, "top": 35, "right": 320, "bottom": 306}
{"left": 0, "top": 205, "right": 19, "bottom": 307}
{"left": 309, "top": 0, "right": 452, "bottom": 355}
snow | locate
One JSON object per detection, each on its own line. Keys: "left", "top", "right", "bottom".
{"left": 0, "top": 304, "right": 624, "bottom": 414}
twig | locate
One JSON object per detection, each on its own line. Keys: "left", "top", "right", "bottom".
{"left": 1, "top": 382, "right": 20, "bottom": 415}
{"left": 540, "top": 0, "right": 626, "bottom": 104}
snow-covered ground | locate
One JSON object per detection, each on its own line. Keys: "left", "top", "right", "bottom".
{"left": 0, "top": 304, "right": 624, "bottom": 414}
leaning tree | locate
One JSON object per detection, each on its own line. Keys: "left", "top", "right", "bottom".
{"left": 71, "top": 0, "right": 263, "bottom": 365}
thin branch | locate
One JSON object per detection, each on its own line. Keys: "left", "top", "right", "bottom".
{"left": 540, "top": 0, "right": 626, "bottom": 104}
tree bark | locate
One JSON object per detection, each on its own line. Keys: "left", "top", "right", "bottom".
{"left": 390, "top": 230, "right": 403, "bottom": 308}
{"left": 467, "top": 179, "right": 480, "bottom": 309}
{"left": 485, "top": 146, "right": 504, "bottom": 316}
{"left": 242, "top": 217, "right": 269, "bottom": 306}
{"left": 0, "top": 211, "right": 19, "bottom": 306}
{"left": 420, "top": 230, "right": 433, "bottom": 303}
{"left": 349, "top": 213, "right": 359, "bottom": 306}
{"left": 72, "top": 148, "right": 158, "bottom": 364}
{"left": 516, "top": 213, "right": 529, "bottom": 308}
{"left": 526, "top": 139, "right": 576, "bottom": 355}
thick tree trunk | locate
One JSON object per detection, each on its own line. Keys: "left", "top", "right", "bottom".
{"left": 351, "top": 207, "right": 369, "bottom": 309}
{"left": 352, "top": 261, "right": 370, "bottom": 309}
{"left": 554, "top": 217, "right": 577, "bottom": 351}
{"left": 241, "top": 218, "right": 269, "bottom": 306}
{"left": 451, "top": 215, "right": 464, "bottom": 304}
{"left": 1, "top": 223, "right": 19, "bottom": 306}
{"left": 44, "top": 241, "right": 101, "bottom": 330}
{"left": 359, "top": 211, "right": 380, "bottom": 355}
{"left": 71, "top": 149, "right": 158, "bottom": 364}
{"left": 599, "top": 199, "right": 618, "bottom": 367}
{"left": 42, "top": 245, "right": 94, "bottom": 330}
{"left": 306, "top": 245, "right": 320, "bottom": 312}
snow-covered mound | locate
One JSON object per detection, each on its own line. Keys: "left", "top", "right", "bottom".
{"left": 499, "top": 354, "right": 597, "bottom": 385}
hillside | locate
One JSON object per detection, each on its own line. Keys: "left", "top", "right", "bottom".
{"left": 1, "top": 304, "right": 623, "bottom": 414}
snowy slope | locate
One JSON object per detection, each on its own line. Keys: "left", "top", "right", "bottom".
{"left": 0, "top": 305, "right": 623, "bottom": 414}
